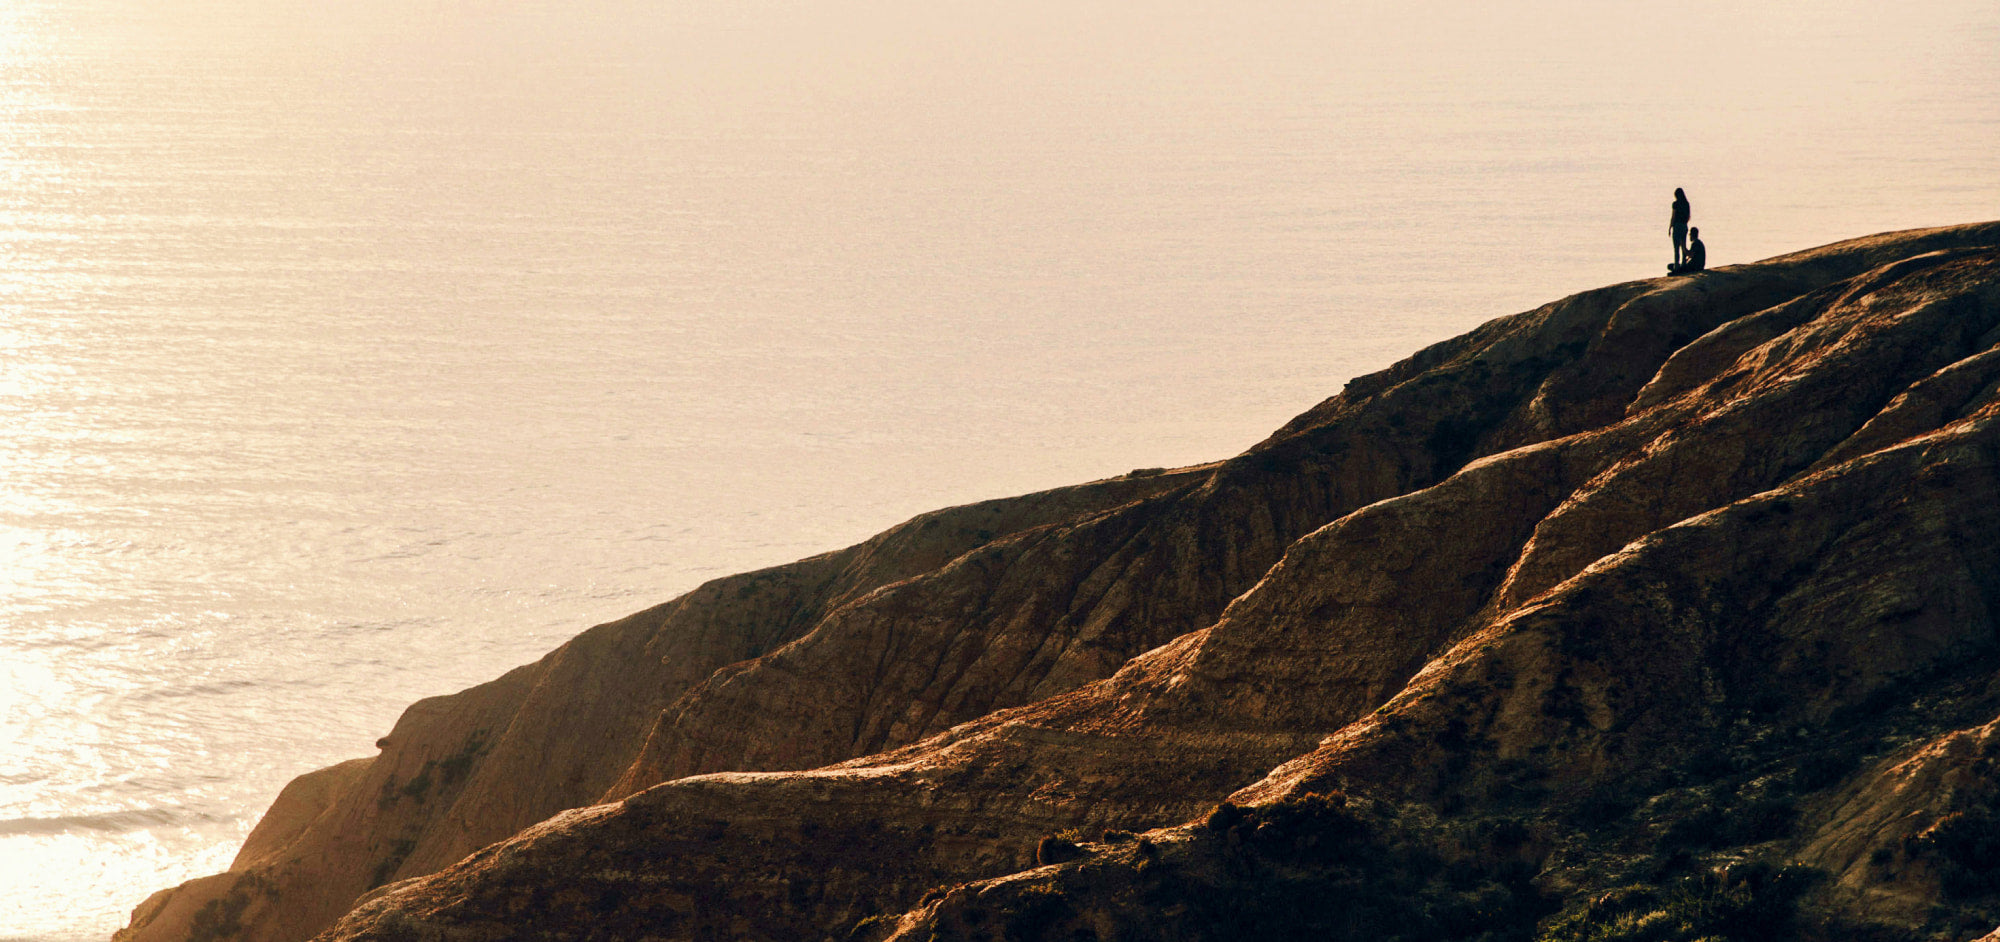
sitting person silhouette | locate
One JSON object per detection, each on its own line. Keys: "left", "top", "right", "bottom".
{"left": 1668, "top": 227, "right": 1706, "bottom": 275}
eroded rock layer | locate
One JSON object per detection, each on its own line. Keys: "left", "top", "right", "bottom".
{"left": 121, "top": 223, "right": 2000, "bottom": 942}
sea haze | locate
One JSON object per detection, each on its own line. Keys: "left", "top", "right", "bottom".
{"left": 1, "top": 0, "right": 1995, "bottom": 937}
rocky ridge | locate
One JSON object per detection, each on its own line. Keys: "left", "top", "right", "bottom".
{"left": 121, "top": 222, "right": 2000, "bottom": 942}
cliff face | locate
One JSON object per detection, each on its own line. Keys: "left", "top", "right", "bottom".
{"left": 120, "top": 223, "right": 2000, "bottom": 942}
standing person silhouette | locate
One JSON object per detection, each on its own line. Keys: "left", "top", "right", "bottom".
{"left": 1669, "top": 188, "right": 1691, "bottom": 266}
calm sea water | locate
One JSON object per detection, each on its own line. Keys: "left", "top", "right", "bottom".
{"left": 1, "top": 1, "right": 1995, "bottom": 937}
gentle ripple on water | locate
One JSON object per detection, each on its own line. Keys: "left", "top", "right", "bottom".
{"left": 2, "top": 0, "right": 1998, "bottom": 938}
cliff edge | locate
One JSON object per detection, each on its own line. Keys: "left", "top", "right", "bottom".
{"left": 121, "top": 222, "right": 2000, "bottom": 942}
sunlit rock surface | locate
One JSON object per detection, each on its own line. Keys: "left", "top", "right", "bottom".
{"left": 121, "top": 223, "right": 2000, "bottom": 942}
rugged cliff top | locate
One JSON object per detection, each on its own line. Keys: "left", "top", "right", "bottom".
{"left": 124, "top": 222, "right": 2000, "bottom": 942}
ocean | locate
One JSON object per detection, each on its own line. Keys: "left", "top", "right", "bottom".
{"left": 1, "top": 0, "right": 1995, "bottom": 937}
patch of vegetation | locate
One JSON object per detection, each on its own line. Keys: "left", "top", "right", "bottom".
{"left": 1782, "top": 749, "right": 1860, "bottom": 793}
{"left": 1204, "top": 800, "right": 1246, "bottom": 831}
{"left": 1246, "top": 446, "right": 1305, "bottom": 477}
{"left": 593, "top": 885, "right": 628, "bottom": 914}
{"left": 437, "top": 729, "right": 491, "bottom": 785}
{"left": 399, "top": 768, "right": 434, "bottom": 802}
{"left": 1156, "top": 792, "right": 1551, "bottom": 941}
{"left": 844, "top": 912, "right": 897, "bottom": 942}
{"left": 969, "top": 648, "right": 2000, "bottom": 942}
{"left": 1658, "top": 794, "right": 1795, "bottom": 852}
{"left": 974, "top": 793, "right": 1551, "bottom": 942}
{"left": 367, "top": 838, "right": 418, "bottom": 890}
{"left": 1542, "top": 679, "right": 1592, "bottom": 727}
{"left": 1003, "top": 884, "right": 1078, "bottom": 942}
{"left": 1036, "top": 835, "right": 1085, "bottom": 866}
{"left": 1484, "top": 818, "right": 1532, "bottom": 851}
{"left": 1569, "top": 789, "right": 1639, "bottom": 830}
{"left": 375, "top": 730, "right": 491, "bottom": 810}
{"left": 188, "top": 892, "right": 251, "bottom": 942}
{"left": 1909, "top": 807, "right": 2000, "bottom": 899}
{"left": 187, "top": 873, "right": 276, "bottom": 942}
{"left": 1534, "top": 864, "right": 1817, "bottom": 942}
{"left": 1425, "top": 414, "right": 1490, "bottom": 469}
{"left": 1485, "top": 760, "right": 1553, "bottom": 810}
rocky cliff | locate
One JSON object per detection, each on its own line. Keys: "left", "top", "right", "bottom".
{"left": 120, "top": 222, "right": 2000, "bottom": 942}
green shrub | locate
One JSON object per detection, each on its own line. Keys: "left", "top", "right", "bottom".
{"left": 1486, "top": 818, "right": 1532, "bottom": 850}
{"left": 366, "top": 839, "right": 417, "bottom": 890}
{"left": 399, "top": 769, "right": 433, "bottom": 802}
{"left": 1003, "top": 884, "right": 1075, "bottom": 942}
{"left": 1910, "top": 808, "right": 2000, "bottom": 898}
{"left": 1659, "top": 795, "right": 1793, "bottom": 851}
{"left": 1534, "top": 865, "right": 1817, "bottom": 942}
{"left": 1036, "top": 835, "right": 1083, "bottom": 866}
{"left": 188, "top": 893, "right": 251, "bottom": 942}
{"left": 1130, "top": 793, "right": 1548, "bottom": 941}
{"left": 437, "top": 730, "right": 490, "bottom": 785}
{"left": 1785, "top": 750, "right": 1859, "bottom": 793}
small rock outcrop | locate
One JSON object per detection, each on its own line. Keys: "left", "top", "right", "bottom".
{"left": 121, "top": 223, "right": 2000, "bottom": 942}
